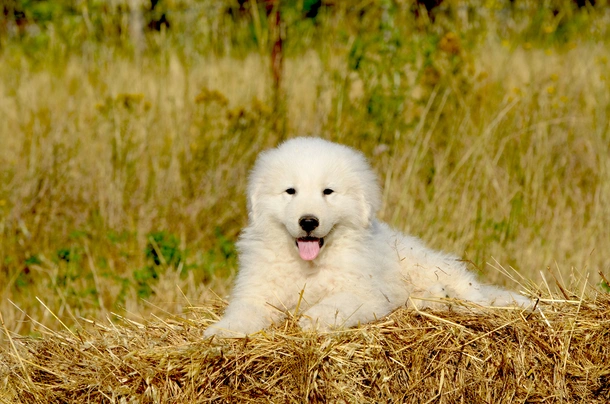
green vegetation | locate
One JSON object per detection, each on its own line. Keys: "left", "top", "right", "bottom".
{"left": 1, "top": 0, "right": 609, "bottom": 336}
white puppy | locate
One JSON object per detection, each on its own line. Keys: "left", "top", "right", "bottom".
{"left": 205, "top": 137, "right": 529, "bottom": 337}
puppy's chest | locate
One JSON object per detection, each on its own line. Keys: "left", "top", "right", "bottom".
{"left": 272, "top": 258, "right": 372, "bottom": 307}
{"left": 302, "top": 270, "right": 337, "bottom": 289}
{"left": 297, "top": 263, "right": 357, "bottom": 297}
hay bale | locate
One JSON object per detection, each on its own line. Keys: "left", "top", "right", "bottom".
{"left": 2, "top": 295, "right": 610, "bottom": 403}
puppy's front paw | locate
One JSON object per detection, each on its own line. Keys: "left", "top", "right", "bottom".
{"left": 298, "top": 315, "right": 330, "bottom": 333}
{"left": 298, "top": 305, "right": 341, "bottom": 332}
{"left": 204, "top": 322, "right": 247, "bottom": 338}
{"left": 204, "top": 307, "right": 272, "bottom": 338}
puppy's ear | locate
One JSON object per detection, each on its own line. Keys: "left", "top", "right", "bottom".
{"left": 246, "top": 150, "right": 272, "bottom": 223}
{"left": 358, "top": 194, "right": 376, "bottom": 227}
{"left": 247, "top": 181, "right": 262, "bottom": 222}
{"left": 357, "top": 172, "right": 382, "bottom": 227}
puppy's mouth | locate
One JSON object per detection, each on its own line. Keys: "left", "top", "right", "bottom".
{"left": 295, "top": 237, "right": 324, "bottom": 261}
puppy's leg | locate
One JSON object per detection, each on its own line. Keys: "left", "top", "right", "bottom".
{"left": 298, "top": 292, "right": 388, "bottom": 332}
{"left": 442, "top": 277, "right": 532, "bottom": 308}
{"left": 204, "top": 298, "right": 279, "bottom": 338}
{"left": 477, "top": 284, "right": 532, "bottom": 307}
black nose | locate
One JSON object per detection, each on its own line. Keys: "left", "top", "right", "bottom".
{"left": 299, "top": 216, "right": 319, "bottom": 233}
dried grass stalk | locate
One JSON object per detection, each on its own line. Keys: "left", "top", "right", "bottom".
{"left": 2, "top": 290, "right": 610, "bottom": 403}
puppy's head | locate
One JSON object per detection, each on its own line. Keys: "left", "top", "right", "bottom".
{"left": 247, "top": 137, "right": 381, "bottom": 261}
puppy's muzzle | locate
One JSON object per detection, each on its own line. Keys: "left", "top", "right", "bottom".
{"left": 299, "top": 215, "right": 319, "bottom": 233}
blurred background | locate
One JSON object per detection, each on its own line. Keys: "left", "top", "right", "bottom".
{"left": 1, "top": 0, "right": 609, "bottom": 336}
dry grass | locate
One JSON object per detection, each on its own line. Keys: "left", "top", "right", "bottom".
{"left": 2, "top": 281, "right": 609, "bottom": 403}
{"left": 3, "top": 41, "right": 610, "bottom": 329}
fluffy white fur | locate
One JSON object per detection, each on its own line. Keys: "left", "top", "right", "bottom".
{"left": 205, "top": 137, "right": 530, "bottom": 337}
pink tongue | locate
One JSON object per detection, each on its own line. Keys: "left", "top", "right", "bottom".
{"left": 297, "top": 239, "right": 320, "bottom": 261}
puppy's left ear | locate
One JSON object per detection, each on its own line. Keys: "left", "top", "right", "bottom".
{"left": 357, "top": 182, "right": 381, "bottom": 227}
{"left": 351, "top": 153, "right": 382, "bottom": 227}
{"left": 358, "top": 195, "right": 376, "bottom": 227}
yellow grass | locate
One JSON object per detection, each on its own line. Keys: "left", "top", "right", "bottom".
{"left": 2, "top": 288, "right": 610, "bottom": 402}
{"left": 2, "top": 44, "right": 609, "bottom": 325}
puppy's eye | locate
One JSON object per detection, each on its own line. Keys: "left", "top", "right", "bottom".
{"left": 323, "top": 188, "right": 334, "bottom": 195}
{"left": 285, "top": 188, "right": 296, "bottom": 195}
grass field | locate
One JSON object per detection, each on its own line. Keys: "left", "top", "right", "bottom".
{"left": 1, "top": 0, "right": 610, "bottom": 340}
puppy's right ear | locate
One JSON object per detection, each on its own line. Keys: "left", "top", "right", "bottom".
{"left": 247, "top": 150, "right": 273, "bottom": 223}
{"left": 247, "top": 176, "right": 262, "bottom": 222}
